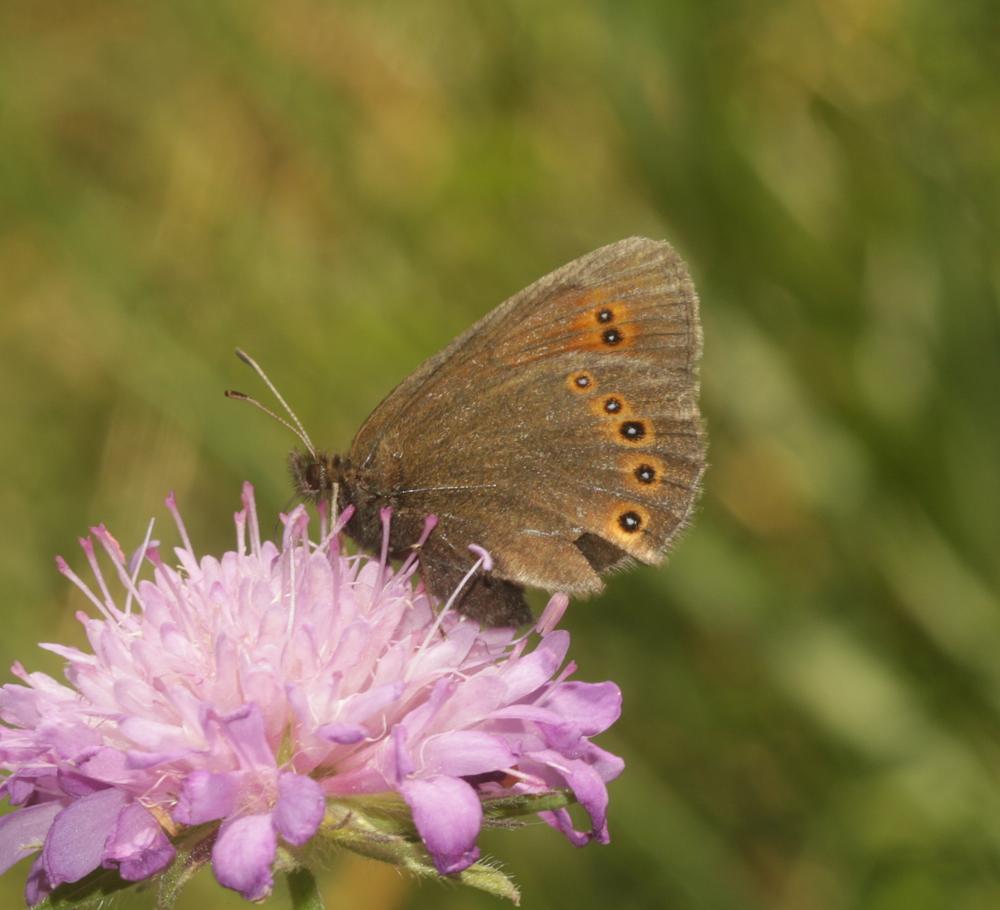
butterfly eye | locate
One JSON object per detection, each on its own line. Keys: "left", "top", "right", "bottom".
{"left": 618, "top": 511, "right": 643, "bottom": 533}
{"left": 619, "top": 420, "right": 646, "bottom": 441}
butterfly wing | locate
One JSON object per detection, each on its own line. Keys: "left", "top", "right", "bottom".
{"left": 347, "top": 236, "right": 704, "bottom": 612}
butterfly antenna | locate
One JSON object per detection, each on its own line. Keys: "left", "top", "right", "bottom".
{"left": 226, "top": 349, "right": 318, "bottom": 457}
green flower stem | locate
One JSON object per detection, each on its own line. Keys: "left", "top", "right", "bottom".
{"left": 286, "top": 867, "right": 326, "bottom": 910}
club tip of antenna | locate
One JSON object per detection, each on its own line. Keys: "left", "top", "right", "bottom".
{"left": 234, "top": 348, "right": 253, "bottom": 365}
{"left": 224, "top": 389, "right": 249, "bottom": 400}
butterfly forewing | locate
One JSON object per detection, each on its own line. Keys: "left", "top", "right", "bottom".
{"left": 347, "top": 237, "right": 705, "bottom": 600}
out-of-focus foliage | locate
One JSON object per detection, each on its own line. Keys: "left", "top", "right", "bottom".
{"left": 1, "top": 2, "right": 998, "bottom": 908}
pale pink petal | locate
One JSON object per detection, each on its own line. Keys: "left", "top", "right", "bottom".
{"left": 25, "top": 854, "right": 50, "bottom": 906}
{"left": 55, "top": 768, "right": 108, "bottom": 798}
{"left": 33, "top": 722, "right": 101, "bottom": 760}
{"left": 400, "top": 776, "right": 482, "bottom": 874}
{"left": 529, "top": 750, "right": 612, "bottom": 844}
{"left": 117, "top": 717, "right": 190, "bottom": 752}
{"left": 77, "top": 747, "right": 131, "bottom": 783}
{"left": 273, "top": 773, "right": 325, "bottom": 846}
{"left": 42, "top": 788, "right": 128, "bottom": 886}
{"left": 102, "top": 802, "right": 175, "bottom": 880}
{"left": 538, "top": 807, "right": 590, "bottom": 847}
{"left": 500, "top": 631, "right": 570, "bottom": 701}
{"left": 420, "top": 731, "right": 515, "bottom": 777}
{"left": 317, "top": 722, "right": 366, "bottom": 744}
{"left": 582, "top": 743, "right": 626, "bottom": 782}
{"left": 211, "top": 814, "right": 277, "bottom": 901}
{"left": 213, "top": 703, "right": 275, "bottom": 768}
{"left": 0, "top": 802, "right": 61, "bottom": 874}
{"left": 337, "top": 682, "right": 404, "bottom": 725}
{"left": 535, "top": 593, "right": 569, "bottom": 634}
{"left": 541, "top": 681, "right": 622, "bottom": 736}
{"left": 172, "top": 770, "right": 239, "bottom": 825}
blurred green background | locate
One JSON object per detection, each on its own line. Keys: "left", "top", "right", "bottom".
{"left": 2, "top": 1, "right": 999, "bottom": 908}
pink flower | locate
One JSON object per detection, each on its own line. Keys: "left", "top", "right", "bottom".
{"left": 0, "top": 485, "right": 623, "bottom": 905}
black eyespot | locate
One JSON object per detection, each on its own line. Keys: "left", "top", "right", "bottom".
{"left": 619, "top": 511, "right": 642, "bottom": 533}
{"left": 635, "top": 464, "right": 656, "bottom": 484}
{"left": 597, "top": 308, "right": 614, "bottom": 324}
{"left": 604, "top": 397, "right": 622, "bottom": 414}
{"left": 574, "top": 374, "right": 591, "bottom": 388}
{"left": 620, "top": 420, "right": 646, "bottom": 441}
{"left": 602, "top": 328, "right": 622, "bottom": 345}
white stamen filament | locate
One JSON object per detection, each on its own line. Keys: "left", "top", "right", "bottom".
{"left": 124, "top": 518, "right": 156, "bottom": 619}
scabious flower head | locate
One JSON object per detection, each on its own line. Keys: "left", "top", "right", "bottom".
{"left": 0, "top": 485, "right": 623, "bottom": 905}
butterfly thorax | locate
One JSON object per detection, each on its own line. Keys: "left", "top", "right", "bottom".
{"left": 288, "top": 448, "right": 417, "bottom": 559}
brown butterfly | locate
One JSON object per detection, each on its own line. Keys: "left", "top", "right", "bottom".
{"left": 229, "top": 237, "right": 705, "bottom": 627}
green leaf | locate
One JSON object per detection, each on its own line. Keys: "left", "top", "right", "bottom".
{"left": 286, "top": 867, "right": 326, "bottom": 910}
{"left": 156, "top": 828, "right": 216, "bottom": 910}
{"left": 482, "top": 789, "right": 574, "bottom": 822}
{"left": 312, "top": 801, "right": 521, "bottom": 904}
{"left": 31, "top": 867, "right": 134, "bottom": 910}
{"left": 456, "top": 861, "right": 521, "bottom": 905}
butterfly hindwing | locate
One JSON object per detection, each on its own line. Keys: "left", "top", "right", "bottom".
{"left": 344, "top": 238, "right": 704, "bottom": 619}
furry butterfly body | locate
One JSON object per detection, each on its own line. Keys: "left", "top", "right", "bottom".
{"left": 278, "top": 237, "right": 705, "bottom": 627}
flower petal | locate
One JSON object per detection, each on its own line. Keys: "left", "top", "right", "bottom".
{"left": 25, "top": 854, "right": 51, "bottom": 907}
{"left": 173, "top": 770, "right": 239, "bottom": 825}
{"left": 317, "top": 723, "right": 366, "bottom": 744}
{"left": 102, "top": 802, "right": 175, "bottom": 881}
{"left": 400, "top": 776, "right": 482, "bottom": 874}
{"left": 421, "top": 731, "right": 515, "bottom": 777}
{"left": 582, "top": 743, "right": 626, "bottom": 782}
{"left": 117, "top": 717, "right": 190, "bottom": 752}
{"left": 535, "top": 593, "right": 569, "bottom": 634}
{"left": 538, "top": 807, "right": 590, "bottom": 847}
{"left": 541, "top": 681, "right": 622, "bottom": 736}
{"left": 337, "top": 682, "right": 404, "bottom": 726}
{"left": 273, "top": 773, "right": 325, "bottom": 846}
{"left": 0, "top": 802, "right": 62, "bottom": 875}
{"left": 212, "top": 814, "right": 277, "bottom": 901}
{"left": 77, "top": 747, "right": 132, "bottom": 783}
{"left": 500, "top": 631, "right": 569, "bottom": 702}
{"left": 213, "top": 703, "right": 275, "bottom": 769}
{"left": 33, "top": 721, "right": 102, "bottom": 761}
{"left": 529, "top": 750, "right": 612, "bottom": 844}
{"left": 42, "top": 787, "right": 128, "bottom": 886}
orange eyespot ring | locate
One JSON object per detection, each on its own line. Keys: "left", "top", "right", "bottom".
{"left": 606, "top": 503, "right": 651, "bottom": 543}
{"left": 620, "top": 453, "right": 666, "bottom": 488}
{"left": 589, "top": 393, "right": 634, "bottom": 420}
{"left": 619, "top": 511, "right": 642, "bottom": 533}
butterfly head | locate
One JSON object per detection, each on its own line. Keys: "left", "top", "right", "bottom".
{"left": 288, "top": 449, "right": 346, "bottom": 504}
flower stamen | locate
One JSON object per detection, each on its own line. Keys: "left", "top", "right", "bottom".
{"left": 124, "top": 518, "right": 157, "bottom": 619}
